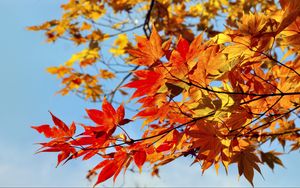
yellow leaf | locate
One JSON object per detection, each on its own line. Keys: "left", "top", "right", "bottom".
{"left": 212, "top": 85, "right": 234, "bottom": 109}
{"left": 100, "top": 69, "right": 115, "bottom": 79}
{"left": 65, "top": 48, "right": 100, "bottom": 67}
{"left": 110, "top": 34, "right": 129, "bottom": 56}
{"left": 212, "top": 33, "right": 232, "bottom": 44}
{"left": 46, "top": 65, "right": 72, "bottom": 78}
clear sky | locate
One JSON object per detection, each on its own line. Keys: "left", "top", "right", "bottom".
{"left": 0, "top": 0, "right": 300, "bottom": 187}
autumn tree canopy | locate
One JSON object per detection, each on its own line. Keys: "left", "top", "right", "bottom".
{"left": 30, "top": 0, "right": 300, "bottom": 186}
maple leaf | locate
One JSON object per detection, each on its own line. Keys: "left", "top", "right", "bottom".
{"left": 187, "top": 122, "right": 223, "bottom": 171}
{"left": 94, "top": 160, "right": 118, "bottom": 187}
{"left": 128, "top": 27, "right": 164, "bottom": 66}
{"left": 280, "top": 17, "right": 300, "bottom": 52}
{"left": 91, "top": 149, "right": 131, "bottom": 187}
{"left": 32, "top": 112, "right": 76, "bottom": 166}
{"left": 260, "top": 151, "right": 284, "bottom": 170}
{"left": 277, "top": 0, "right": 300, "bottom": 34}
{"left": 133, "top": 149, "right": 147, "bottom": 172}
{"left": 86, "top": 98, "right": 128, "bottom": 131}
{"left": 32, "top": 112, "right": 76, "bottom": 139}
{"left": 124, "top": 69, "right": 164, "bottom": 99}
{"left": 230, "top": 146, "right": 262, "bottom": 186}
{"left": 169, "top": 36, "right": 190, "bottom": 79}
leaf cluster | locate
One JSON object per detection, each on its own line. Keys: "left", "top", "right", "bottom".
{"left": 30, "top": 0, "right": 300, "bottom": 186}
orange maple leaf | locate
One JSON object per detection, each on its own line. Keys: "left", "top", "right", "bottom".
{"left": 128, "top": 27, "right": 164, "bottom": 66}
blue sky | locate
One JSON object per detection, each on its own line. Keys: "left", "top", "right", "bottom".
{"left": 0, "top": 0, "right": 300, "bottom": 187}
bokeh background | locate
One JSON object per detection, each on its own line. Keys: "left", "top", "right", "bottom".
{"left": 0, "top": 0, "right": 300, "bottom": 187}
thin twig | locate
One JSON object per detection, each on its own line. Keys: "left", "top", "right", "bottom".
{"left": 108, "top": 0, "right": 156, "bottom": 103}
